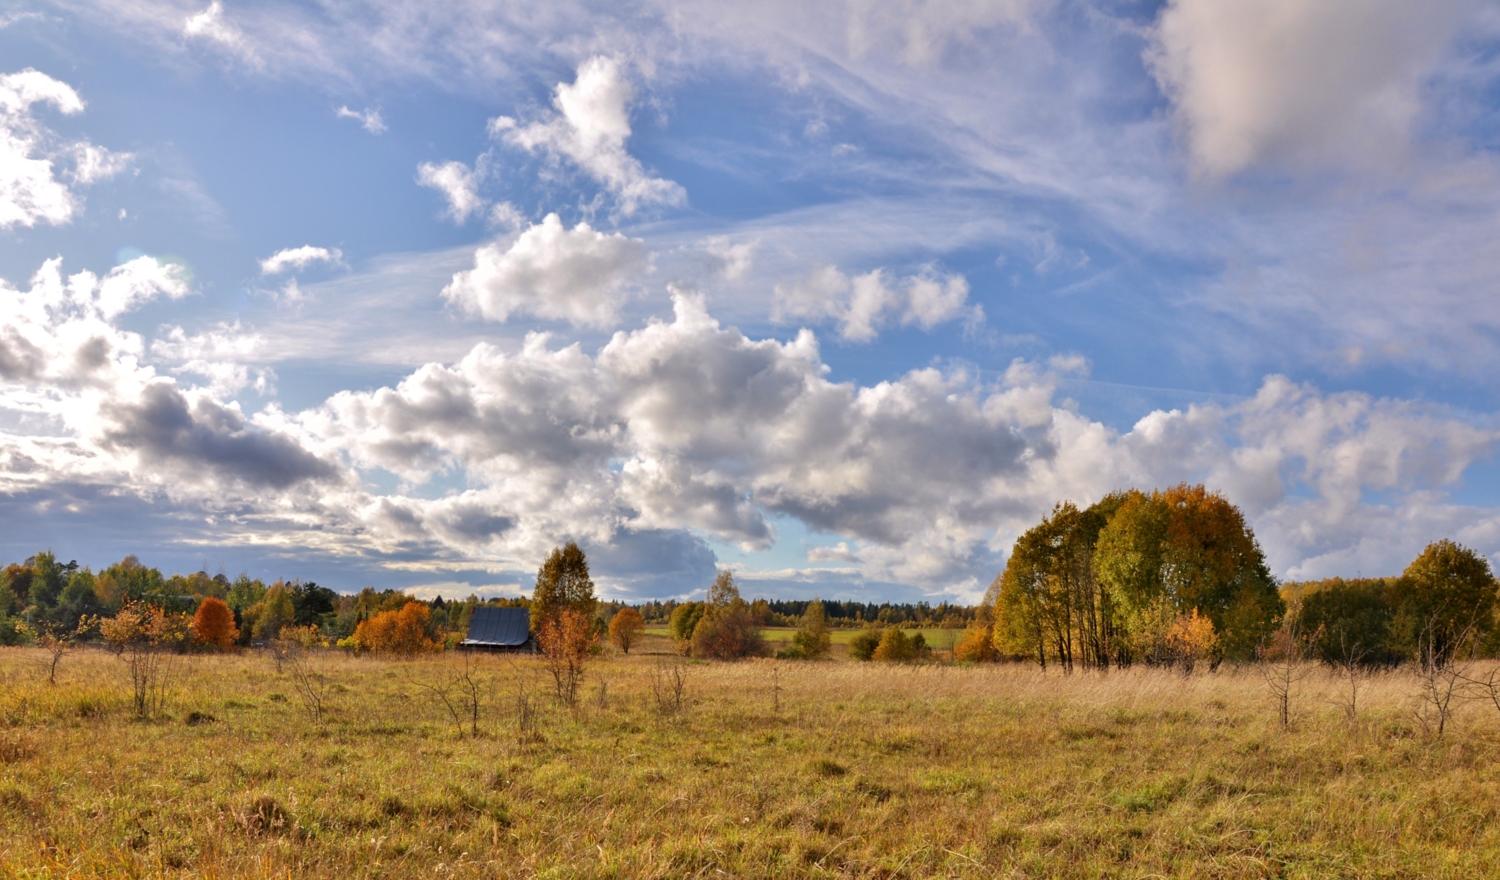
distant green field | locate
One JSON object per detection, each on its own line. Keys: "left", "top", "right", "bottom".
{"left": 643, "top": 626, "right": 963, "bottom": 647}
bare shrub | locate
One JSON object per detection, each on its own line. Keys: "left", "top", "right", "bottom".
{"left": 1411, "top": 621, "right": 1476, "bottom": 739}
{"left": 0, "top": 733, "right": 33, "bottom": 764}
{"left": 235, "top": 794, "right": 299, "bottom": 837}
{"left": 512, "top": 670, "right": 543, "bottom": 747}
{"left": 1258, "top": 618, "right": 1312, "bottom": 730}
{"left": 1464, "top": 663, "right": 1500, "bottom": 721}
{"left": 1327, "top": 628, "right": 1374, "bottom": 723}
{"left": 287, "top": 651, "right": 333, "bottom": 724}
{"left": 270, "top": 626, "right": 334, "bottom": 723}
{"left": 416, "top": 651, "right": 489, "bottom": 737}
{"left": 650, "top": 658, "right": 689, "bottom": 715}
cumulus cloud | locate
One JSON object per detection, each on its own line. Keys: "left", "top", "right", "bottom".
{"left": 1149, "top": 0, "right": 1468, "bottom": 177}
{"left": 416, "top": 160, "right": 483, "bottom": 224}
{"left": 259, "top": 245, "right": 344, "bottom": 275}
{"left": 91, "top": 256, "right": 193, "bottom": 320}
{"left": 294, "top": 292, "right": 1498, "bottom": 589}
{"left": 0, "top": 68, "right": 130, "bottom": 229}
{"left": 5, "top": 256, "right": 1498, "bottom": 595}
{"left": 100, "top": 383, "right": 335, "bottom": 489}
{"left": 773, "top": 264, "right": 979, "bottom": 342}
{"left": 335, "top": 105, "right": 386, "bottom": 134}
{"left": 0, "top": 256, "right": 334, "bottom": 507}
{"left": 443, "top": 213, "right": 648, "bottom": 327}
{"left": 491, "top": 56, "right": 685, "bottom": 215}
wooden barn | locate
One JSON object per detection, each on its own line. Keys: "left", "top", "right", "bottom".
{"left": 459, "top": 606, "right": 533, "bottom": 652}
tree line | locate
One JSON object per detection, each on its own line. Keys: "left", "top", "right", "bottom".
{"left": 636, "top": 598, "right": 976, "bottom": 629}
{"left": 976, "top": 483, "right": 1499, "bottom": 671}
{"left": 0, "top": 553, "right": 513, "bottom": 651}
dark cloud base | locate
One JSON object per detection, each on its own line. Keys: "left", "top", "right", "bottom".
{"left": 0, "top": 486, "right": 732, "bottom": 601}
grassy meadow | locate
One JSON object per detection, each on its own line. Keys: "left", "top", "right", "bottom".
{"left": 641, "top": 627, "right": 965, "bottom": 650}
{"left": 4, "top": 643, "right": 1500, "bottom": 878}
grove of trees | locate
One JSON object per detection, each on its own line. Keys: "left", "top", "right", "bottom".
{"left": 991, "top": 484, "right": 1282, "bottom": 670}
{"left": 1290, "top": 540, "right": 1500, "bottom": 669}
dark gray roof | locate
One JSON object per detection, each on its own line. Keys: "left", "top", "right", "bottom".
{"left": 461, "top": 606, "right": 530, "bottom": 647}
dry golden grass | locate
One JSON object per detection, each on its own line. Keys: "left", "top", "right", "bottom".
{"left": 4, "top": 645, "right": 1500, "bottom": 878}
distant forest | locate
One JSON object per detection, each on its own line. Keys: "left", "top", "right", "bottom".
{"left": 0, "top": 550, "right": 975, "bottom": 651}
{"left": 3, "top": 481, "right": 1495, "bottom": 672}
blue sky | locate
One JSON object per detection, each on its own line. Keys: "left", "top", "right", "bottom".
{"left": 1, "top": 0, "right": 1499, "bottom": 603}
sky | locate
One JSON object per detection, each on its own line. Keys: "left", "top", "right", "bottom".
{"left": 1, "top": 0, "right": 1499, "bottom": 604}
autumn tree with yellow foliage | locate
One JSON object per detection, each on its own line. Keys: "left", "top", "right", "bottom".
{"left": 994, "top": 484, "right": 1283, "bottom": 670}
{"left": 608, "top": 606, "right": 646, "bottom": 654}
{"left": 351, "top": 601, "right": 437, "bottom": 655}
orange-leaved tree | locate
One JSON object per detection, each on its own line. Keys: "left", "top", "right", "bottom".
{"left": 608, "top": 607, "right": 645, "bottom": 654}
{"left": 537, "top": 607, "right": 593, "bottom": 706}
{"left": 192, "top": 597, "right": 239, "bottom": 650}
{"left": 352, "top": 601, "right": 436, "bottom": 655}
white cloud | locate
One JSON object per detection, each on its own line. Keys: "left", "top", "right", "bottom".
{"left": 67, "top": 142, "right": 133, "bottom": 184}
{"left": 7, "top": 5, "right": 1500, "bottom": 595}
{"left": 93, "top": 256, "right": 193, "bottom": 320}
{"left": 151, "top": 322, "right": 274, "bottom": 398}
{"left": 844, "top": 0, "right": 1035, "bottom": 65}
{"left": 0, "top": 256, "right": 334, "bottom": 503}
{"left": 1149, "top": 0, "right": 1468, "bottom": 177}
{"left": 487, "top": 201, "right": 524, "bottom": 230}
{"left": 492, "top": 56, "right": 685, "bottom": 215}
{"left": 183, "top": 1, "right": 256, "bottom": 62}
{"left": 416, "top": 160, "right": 484, "bottom": 224}
{"left": 705, "top": 236, "right": 756, "bottom": 281}
{"left": 292, "top": 292, "right": 1499, "bottom": 589}
{"left": 808, "top": 541, "right": 859, "bottom": 563}
{"left": 259, "top": 245, "right": 344, "bottom": 275}
{"left": 336, "top": 105, "right": 386, "bottom": 134}
{"left": 773, "top": 264, "right": 979, "bottom": 342}
{"left": 3, "top": 257, "right": 1498, "bottom": 595}
{"left": 0, "top": 68, "right": 128, "bottom": 229}
{"left": 443, "top": 212, "right": 648, "bottom": 327}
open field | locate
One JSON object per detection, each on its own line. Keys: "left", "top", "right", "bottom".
{"left": 640, "top": 627, "right": 965, "bottom": 650}
{"left": 5, "top": 648, "right": 1500, "bottom": 877}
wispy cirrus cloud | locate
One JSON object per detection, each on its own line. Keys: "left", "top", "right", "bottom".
{"left": 335, "top": 105, "right": 385, "bottom": 134}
